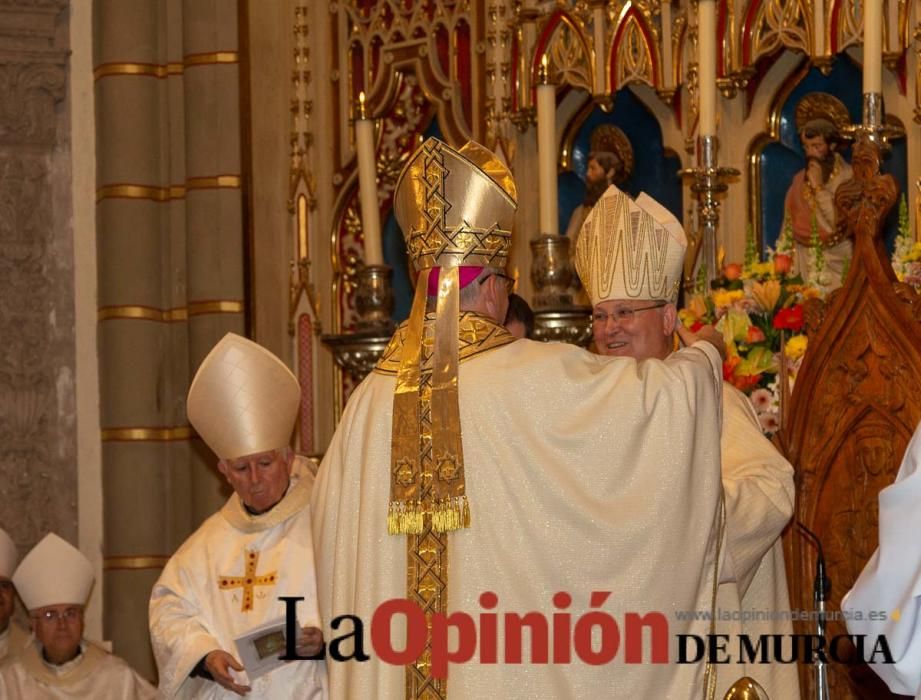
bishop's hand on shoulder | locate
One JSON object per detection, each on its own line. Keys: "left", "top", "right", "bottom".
{"left": 676, "top": 323, "right": 726, "bottom": 362}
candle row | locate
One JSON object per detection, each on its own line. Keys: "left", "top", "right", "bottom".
{"left": 353, "top": 1, "right": 884, "bottom": 262}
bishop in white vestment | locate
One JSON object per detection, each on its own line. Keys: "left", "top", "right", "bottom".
{"left": 0, "top": 533, "right": 157, "bottom": 699}
{"left": 0, "top": 528, "right": 28, "bottom": 663}
{"left": 149, "top": 334, "right": 326, "bottom": 699}
{"left": 579, "top": 189, "right": 799, "bottom": 699}
{"left": 312, "top": 139, "right": 727, "bottom": 700}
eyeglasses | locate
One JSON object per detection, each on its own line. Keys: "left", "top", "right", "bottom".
{"left": 592, "top": 301, "right": 667, "bottom": 325}
{"left": 480, "top": 272, "right": 515, "bottom": 294}
{"left": 33, "top": 608, "right": 83, "bottom": 623}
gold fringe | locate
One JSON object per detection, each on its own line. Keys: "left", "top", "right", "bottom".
{"left": 432, "top": 496, "right": 470, "bottom": 533}
{"left": 388, "top": 500, "right": 425, "bottom": 535}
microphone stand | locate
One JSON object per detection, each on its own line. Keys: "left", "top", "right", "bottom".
{"left": 798, "top": 522, "right": 831, "bottom": 700}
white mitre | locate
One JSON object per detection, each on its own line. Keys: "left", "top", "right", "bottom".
{"left": 13, "top": 533, "right": 94, "bottom": 610}
{"left": 1, "top": 528, "right": 17, "bottom": 579}
{"left": 574, "top": 185, "right": 687, "bottom": 304}
{"left": 187, "top": 333, "right": 300, "bottom": 460}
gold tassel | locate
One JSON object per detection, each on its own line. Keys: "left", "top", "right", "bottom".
{"left": 388, "top": 500, "right": 425, "bottom": 535}
{"left": 432, "top": 496, "right": 471, "bottom": 533}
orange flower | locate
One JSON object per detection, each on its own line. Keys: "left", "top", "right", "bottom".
{"left": 746, "top": 326, "right": 766, "bottom": 344}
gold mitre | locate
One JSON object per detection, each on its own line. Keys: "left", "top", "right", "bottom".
{"left": 13, "top": 533, "right": 94, "bottom": 610}
{"left": 385, "top": 138, "right": 517, "bottom": 538}
{"left": 574, "top": 185, "right": 686, "bottom": 305}
{"left": 394, "top": 137, "right": 517, "bottom": 271}
{"left": 187, "top": 333, "right": 300, "bottom": 460}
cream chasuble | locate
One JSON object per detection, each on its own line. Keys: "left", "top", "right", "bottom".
{"left": 150, "top": 457, "right": 326, "bottom": 699}
{"left": 715, "top": 385, "right": 799, "bottom": 699}
{"left": 312, "top": 314, "right": 726, "bottom": 699}
{"left": 0, "top": 620, "right": 28, "bottom": 663}
{"left": 842, "top": 422, "right": 921, "bottom": 697}
{"left": 0, "top": 641, "right": 158, "bottom": 699}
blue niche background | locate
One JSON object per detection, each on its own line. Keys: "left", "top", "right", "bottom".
{"left": 758, "top": 58, "right": 907, "bottom": 256}
{"left": 381, "top": 120, "right": 444, "bottom": 322}
{"left": 559, "top": 88, "right": 683, "bottom": 237}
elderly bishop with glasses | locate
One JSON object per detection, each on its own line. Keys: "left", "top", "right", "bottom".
{"left": 312, "top": 138, "right": 732, "bottom": 699}
{"left": 576, "top": 185, "right": 798, "bottom": 699}
{"left": 0, "top": 533, "right": 157, "bottom": 698}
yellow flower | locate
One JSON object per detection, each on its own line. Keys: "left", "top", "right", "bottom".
{"left": 750, "top": 261, "right": 775, "bottom": 278}
{"left": 717, "top": 308, "right": 752, "bottom": 343}
{"left": 711, "top": 289, "right": 744, "bottom": 309}
{"left": 750, "top": 280, "right": 781, "bottom": 313}
{"left": 677, "top": 309, "right": 698, "bottom": 328}
{"left": 686, "top": 294, "right": 708, "bottom": 319}
{"left": 799, "top": 286, "right": 822, "bottom": 300}
{"left": 784, "top": 334, "right": 808, "bottom": 361}
{"left": 906, "top": 241, "right": 921, "bottom": 263}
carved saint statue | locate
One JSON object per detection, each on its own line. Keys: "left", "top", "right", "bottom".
{"left": 780, "top": 94, "right": 854, "bottom": 290}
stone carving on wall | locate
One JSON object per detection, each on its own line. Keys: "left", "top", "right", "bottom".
{"left": 0, "top": 1, "right": 76, "bottom": 557}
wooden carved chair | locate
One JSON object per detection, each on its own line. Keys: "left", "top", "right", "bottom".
{"left": 778, "top": 139, "right": 921, "bottom": 699}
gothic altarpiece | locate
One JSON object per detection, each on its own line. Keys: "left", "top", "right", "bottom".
{"left": 247, "top": 2, "right": 921, "bottom": 698}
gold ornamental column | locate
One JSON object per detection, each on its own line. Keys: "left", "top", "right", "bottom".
{"left": 94, "top": 0, "right": 245, "bottom": 678}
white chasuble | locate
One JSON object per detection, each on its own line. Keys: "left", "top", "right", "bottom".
{"left": 312, "top": 318, "right": 726, "bottom": 700}
{"left": 0, "top": 641, "right": 158, "bottom": 699}
{"left": 715, "top": 384, "right": 800, "bottom": 699}
{"left": 843, "top": 423, "right": 921, "bottom": 697}
{"left": 0, "top": 621, "right": 28, "bottom": 663}
{"left": 150, "top": 457, "right": 326, "bottom": 699}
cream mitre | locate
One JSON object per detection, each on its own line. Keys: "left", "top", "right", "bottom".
{"left": 187, "top": 333, "right": 301, "bottom": 460}
{"left": 12, "top": 533, "right": 94, "bottom": 611}
{"left": 574, "top": 184, "right": 687, "bottom": 305}
{"left": 1, "top": 527, "right": 17, "bottom": 579}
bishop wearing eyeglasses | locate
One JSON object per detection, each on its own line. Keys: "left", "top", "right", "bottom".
{"left": 0, "top": 533, "right": 157, "bottom": 698}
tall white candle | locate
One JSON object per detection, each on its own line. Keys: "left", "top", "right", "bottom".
{"left": 355, "top": 92, "right": 384, "bottom": 266}
{"left": 697, "top": 0, "right": 717, "bottom": 136}
{"left": 863, "top": 0, "right": 882, "bottom": 94}
{"left": 592, "top": 7, "right": 606, "bottom": 95}
{"left": 536, "top": 55, "right": 559, "bottom": 236}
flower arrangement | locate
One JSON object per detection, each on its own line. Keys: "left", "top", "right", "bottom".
{"left": 678, "top": 227, "right": 822, "bottom": 435}
{"left": 892, "top": 196, "right": 921, "bottom": 291}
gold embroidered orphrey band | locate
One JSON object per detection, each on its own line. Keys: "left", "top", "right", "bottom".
{"left": 376, "top": 312, "right": 514, "bottom": 700}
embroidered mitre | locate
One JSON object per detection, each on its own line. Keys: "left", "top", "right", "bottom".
{"left": 387, "top": 137, "right": 517, "bottom": 535}
{"left": 574, "top": 185, "right": 687, "bottom": 305}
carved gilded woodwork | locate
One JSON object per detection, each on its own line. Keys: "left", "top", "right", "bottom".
{"left": 741, "top": 0, "right": 812, "bottom": 67}
{"left": 611, "top": 3, "right": 661, "bottom": 89}
{"left": 779, "top": 141, "right": 921, "bottom": 700}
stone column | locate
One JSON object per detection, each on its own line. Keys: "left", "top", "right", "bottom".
{"left": 0, "top": 0, "right": 77, "bottom": 572}
{"left": 94, "top": 0, "right": 244, "bottom": 677}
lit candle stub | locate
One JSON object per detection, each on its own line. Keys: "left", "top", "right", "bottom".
{"left": 355, "top": 91, "right": 384, "bottom": 266}
{"left": 536, "top": 55, "right": 559, "bottom": 236}
{"left": 863, "top": 0, "right": 882, "bottom": 95}
{"left": 697, "top": 0, "right": 717, "bottom": 137}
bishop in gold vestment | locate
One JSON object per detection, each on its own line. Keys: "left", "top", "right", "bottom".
{"left": 311, "top": 139, "right": 727, "bottom": 699}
